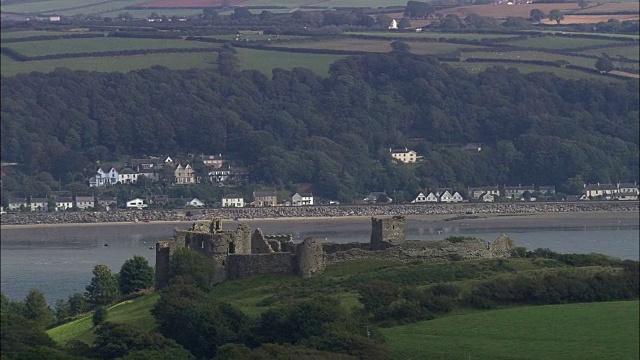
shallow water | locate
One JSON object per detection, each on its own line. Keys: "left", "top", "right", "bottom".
{"left": 1, "top": 219, "right": 638, "bottom": 304}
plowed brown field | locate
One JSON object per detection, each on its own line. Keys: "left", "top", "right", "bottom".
{"left": 138, "top": 0, "right": 247, "bottom": 7}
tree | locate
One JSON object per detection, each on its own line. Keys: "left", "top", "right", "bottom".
{"left": 548, "top": 10, "right": 564, "bottom": 24}
{"left": 85, "top": 265, "right": 119, "bottom": 307}
{"left": 577, "top": 0, "right": 588, "bottom": 9}
{"left": 233, "top": 7, "right": 253, "bottom": 19}
{"left": 119, "top": 256, "right": 154, "bottom": 295}
{"left": 22, "top": 290, "right": 55, "bottom": 328}
{"left": 168, "top": 248, "right": 216, "bottom": 291}
{"left": 390, "top": 41, "right": 411, "bottom": 53}
{"left": 0, "top": 313, "right": 57, "bottom": 356}
{"left": 376, "top": 14, "right": 393, "bottom": 29}
{"left": 595, "top": 57, "right": 614, "bottom": 73}
{"left": 68, "top": 293, "right": 89, "bottom": 316}
{"left": 92, "top": 306, "right": 108, "bottom": 326}
{"left": 398, "top": 17, "right": 412, "bottom": 29}
{"left": 529, "top": 9, "right": 547, "bottom": 21}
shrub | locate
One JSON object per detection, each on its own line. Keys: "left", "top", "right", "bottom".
{"left": 92, "top": 306, "right": 107, "bottom": 326}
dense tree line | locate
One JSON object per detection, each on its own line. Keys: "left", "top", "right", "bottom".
{"left": 1, "top": 52, "right": 638, "bottom": 201}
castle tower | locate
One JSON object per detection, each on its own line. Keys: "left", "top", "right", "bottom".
{"left": 370, "top": 215, "right": 406, "bottom": 250}
{"left": 296, "top": 237, "right": 325, "bottom": 278}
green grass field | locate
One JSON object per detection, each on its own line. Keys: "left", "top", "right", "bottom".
{"left": 4, "top": 37, "right": 220, "bottom": 57}
{"left": 0, "top": 52, "right": 218, "bottom": 76}
{"left": 272, "top": 38, "right": 487, "bottom": 56}
{"left": 447, "top": 61, "right": 626, "bottom": 81}
{"left": 382, "top": 301, "right": 640, "bottom": 360}
{"left": 47, "top": 293, "right": 160, "bottom": 345}
{"left": 462, "top": 50, "right": 598, "bottom": 68}
{"left": 580, "top": 44, "right": 640, "bottom": 60}
{"left": 237, "top": 48, "right": 345, "bottom": 75}
{"left": 504, "top": 35, "right": 628, "bottom": 49}
{"left": 0, "top": 0, "right": 142, "bottom": 15}
{"left": 349, "top": 31, "right": 518, "bottom": 40}
{"left": 0, "top": 30, "right": 104, "bottom": 39}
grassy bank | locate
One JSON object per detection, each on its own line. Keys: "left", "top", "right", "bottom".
{"left": 382, "top": 300, "right": 639, "bottom": 360}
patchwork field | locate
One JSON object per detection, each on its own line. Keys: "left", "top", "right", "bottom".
{"left": 574, "top": 2, "right": 640, "bottom": 13}
{"left": 447, "top": 61, "right": 624, "bottom": 81}
{"left": 502, "top": 35, "right": 629, "bottom": 49}
{"left": 3, "top": 37, "right": 219, "bottom": 57}
{"left": 461, "top": 50, "right": 598, "bottom": 68}
{"left": 237, "top": 47, "right": 345, "bottom": 75}
{"left": 0, "top": 0, "right": 143, "bottom": 15}
{"left": 271, "top": 38, "right": 488, "bottom": 55}
{"left": 0, "top": 52, "right": 218, "bottom": 76}
{"left": 433, "top": 3, "right": 582, "bottom": 19}
{"left": 540, "top": 14, "right": 640, "bottom": 25}
{"left": 137, "top": 0, "right": 245, "bottom": 8}
{"left": 382, "top": 301, "right": 640, "bottom": 360}
{"left": 580, "top": 44, "right": 640, "bottom": 60}
{"left": 349, "top": 31, "right": 518, "bottom": 40}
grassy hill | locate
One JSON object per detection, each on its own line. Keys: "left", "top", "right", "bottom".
{"left": 382, "top": 300, "right": 640, "bottom": 360}
{"left": 47, "top": 256, "right": 639, "bottom": 360}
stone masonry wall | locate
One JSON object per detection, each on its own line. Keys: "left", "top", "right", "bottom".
{"left": 370, "top": 215, "right": 406, "bottom": 250}
{"left": 225, "top": 253, "right": 295, "bottom": 280}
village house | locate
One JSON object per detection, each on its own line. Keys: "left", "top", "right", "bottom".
{"left": 117, "top": 168, "right": 140, "bottom": 184}
{"left": 126, "top": 198, "right": 147, "bottom": 209}
{"left": 97, "top": 196, "right": 118, "bottom": 210}
{"left": 614, "top": 182, "right": 639, "bottom": 201}
{"left": 468, "top": 186, "right": 500, "bottom": 200}
{"left": 75, "top": 196, "right": 95, "bottom": 210}
{"left": 202, "top": 154, "right": 227, "bottom": 168}
{"left": 363, "top": 192, "right": 393, "bottom": 204}
{"left": 390, "top": 148, "right": 419, "bottom": 163}
{"left": 186, "top": 198, "right": 205, "bottom": 207}
{"left": 89, "top": 167, "right": 119, "bottom": 187}
{"left": 55, "top": 196, "right": 74, "bottom": 211}
{"left": 222, "top": 195, "right": 244, "bottom": 208}
{"left": 412, "top": 189, "right": 463, "bottom": 203}
{"left": 537, "top": 185, "right": 556, "bottom": 195}
{"left": 252, "top": 191, "right": 277, "bottom": 207}
{"left": 438, "top": 190, "right": 464, "bottom": 203}
{"left": 8, "top": 197, "right": 28, "bottom": 211}
{"left": 584, "top": 183, "right": 618, "bottom": 199}
{"left": 151, "top": 194, "right": 169, "bottom": 206}
{"left": 411, "top": 192, "right": 430, "bottom": 203}
{"left": 481, "top": 193, "right": 496, "bottom": 202}
{"left": 138, "top": 168, "right": 159, "bottom": 182}
{"left": 174, "top": 164, "right": 197, "bottom": 184}
{"left": 291, "top": 192, "right": 314, "bottom": 206}
{"left": 30, "top": 197, "right": 48, "bottom": 212}
{"left": 461, "top": 143, "right": 482, "bottom": 153}
{"left": 503, "top": 184, "right": 536, "bottom": 199}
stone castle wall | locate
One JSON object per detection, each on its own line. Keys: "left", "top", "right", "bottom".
{"left": 226, "top": 253, "right": 296, "bottom": 279}
{"left": 370, "top": 215, "right": 406, "bottom": 250}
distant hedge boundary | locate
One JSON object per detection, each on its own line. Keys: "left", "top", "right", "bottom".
{"left": 0, "top": 46, "right": 220, "bottom": 62}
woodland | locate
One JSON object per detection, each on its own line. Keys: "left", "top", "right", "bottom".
{"left": 1, "top": 51, "right": 638, "bottom": 202}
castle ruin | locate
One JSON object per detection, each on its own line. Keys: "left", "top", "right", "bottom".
{"left": 155, "top": 216, "right": 515, "bottom": 289}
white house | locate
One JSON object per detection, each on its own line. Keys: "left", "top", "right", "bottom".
{"left": 291, "top": 192, "right": 314, "bottom": 206}
{"left": 222, "top": 195, "right": 244, "bottom": 208}
{"left": 186, "top": 198, "right": 205, "bottom": 207}
{"left": 30, "top": 197, "right": 48, "bottom": 212}
{"left": 117, "top": 168, "right": 140, "bottom": 184}
{"left": 389, "top": 19, "right": 398, "bottom": 29}
{"left": 615, "top": 182, "right": 639, "bottom": 200}
{"left": 8, "top": 198, "right": 28, "bottom": 211}
{"left": 481, "top": 193, "right": 495, "bottom": 203}
{"left": 55, "top": 197, "right": 74, "bottom": 211}
{"left": 469, "top": 186, "right": 500, "bottom": 199}
{"left": 126, "top": 198, "right": 147, "bottom": 209}
{"left": 584, "top": 183, "right": 617, "bottom": 199}
{"left": 89, "top": 167, "right": 119, "bottom": 187}
{"left": 75, "top": 196, "right": 95, "bottom": 210}
{"left": 390, "top": 148, "right": 419, "bottom": 163}
{"left": 411, "top": 192, "right": 428, "bottom": 203}
{"left": 503, "top": 185, "right": 535, "bottom": 199}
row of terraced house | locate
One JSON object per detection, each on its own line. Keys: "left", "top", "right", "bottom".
{"left": 412, "top": 184, "right": 557, "bottom": 203}
{"left": 6, "top": 196, "right": 118, "bottom": 212}
{"left": 88, "top": 155, "right": 248, "bottom": 187}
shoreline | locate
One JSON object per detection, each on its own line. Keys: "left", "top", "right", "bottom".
{"left": 2, "top": 209, "right": 638, "bottom": 231}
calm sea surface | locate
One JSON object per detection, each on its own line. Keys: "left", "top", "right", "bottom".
{"left": 1, "top": 219, "right": 638, "bottom": 304}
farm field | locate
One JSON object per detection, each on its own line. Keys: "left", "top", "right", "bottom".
{"left": 574, "top": 2, "right": 640, "bottom": 13}
{"left": 236, "top": 47, "right": 344, "bottom": 75}
{"left": 539, "top": 14, "right": 639, "bottom": 24}
{"left": 0, "top": 0, "right": 143, "bottom": 15}
{"left": 581, "top": 44, "right": 640, "bottom": 60}
{"left": 3, "top": 37, "right": 220, "bottom": 57}
{"left": 461, "top": 50, "right": 598, "bottom": 68}
{"left": 0, "top": 52, "right": 217, "bottom": 76}
{"left": 201, "top": 34, "right": 306, "bottom": 41}
{"left": 270, "top": 38, "right": 488, "bottom": 55}
{"left": 382, "top": 301, "right": 640, "bottom": 360}
{"left": 432, "top": 3, "right": 581, "bottom": 19}
{"left": 137, "top": 0, "right": 243, "bottom": 8}
{"left": 348, "top": 31, "right": 518, "bottom": 40}
{"left": 503, "top": 35, "right": 629, "bottom": 49}
{"left": 447, "top": 61, "right": 624, "bottom": 81}
{"left": 100, "top": 8, "right": 204, "bottom": 17}
{"left": 1, "top": 30, "right": 104, "bottom": 39}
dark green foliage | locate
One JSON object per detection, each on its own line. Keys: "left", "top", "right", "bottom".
{"left": 2, "top": 54, "right": 637, "bottom": 201}
{"left": 85, "top": 265, "right": 119, "bottom": 307}
{"left": 92, "top": 306, "right": 108, "bottom": 326}
{"left": 68, "top": 293, "right": 89, "bottom": 316}
{"left": 8, "top": 346, "right": 87, "bottom": 360}
{"left": 1, "top": 292, "right": 25, "bottom": 315}
{"left": 549, "top": 10, "right": 564, "bottom": 24}
{"left": 152, "top": 283, "right": 249, "bottom": 359}
{"left": 168, "top": 248, "right": 216, "bottom": 291}
{"left": 595, "top": 57, "right": 614, "bottom": 73}
{"left": 0, "top": 312, "right": 57, "bottom": 356}
{"left": 529, "top": 9, "right": 546, "bottom": 22}
{"left": 22, "top": 289, "right": 55, "bottom": 328}
{"left": 119, "top": 256, "right": 154, "bottom": 295}
{"left": 358, "top": 280, "right": 400, "bottom": 314}
{"left": 91, "top": 322, "right": 190, "bottom": 359}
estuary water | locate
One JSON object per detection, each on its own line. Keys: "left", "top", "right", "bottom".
{"left": 1, "top": 216, "right": 638, "bottom": 304}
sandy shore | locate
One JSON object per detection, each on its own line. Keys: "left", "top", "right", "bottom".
{"left": 2, "top": 210, "right": 637, "bottom": 231}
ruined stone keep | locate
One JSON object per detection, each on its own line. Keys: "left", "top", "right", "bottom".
{"left": 155, "top": 215, "right": 516, "bottom": 289}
